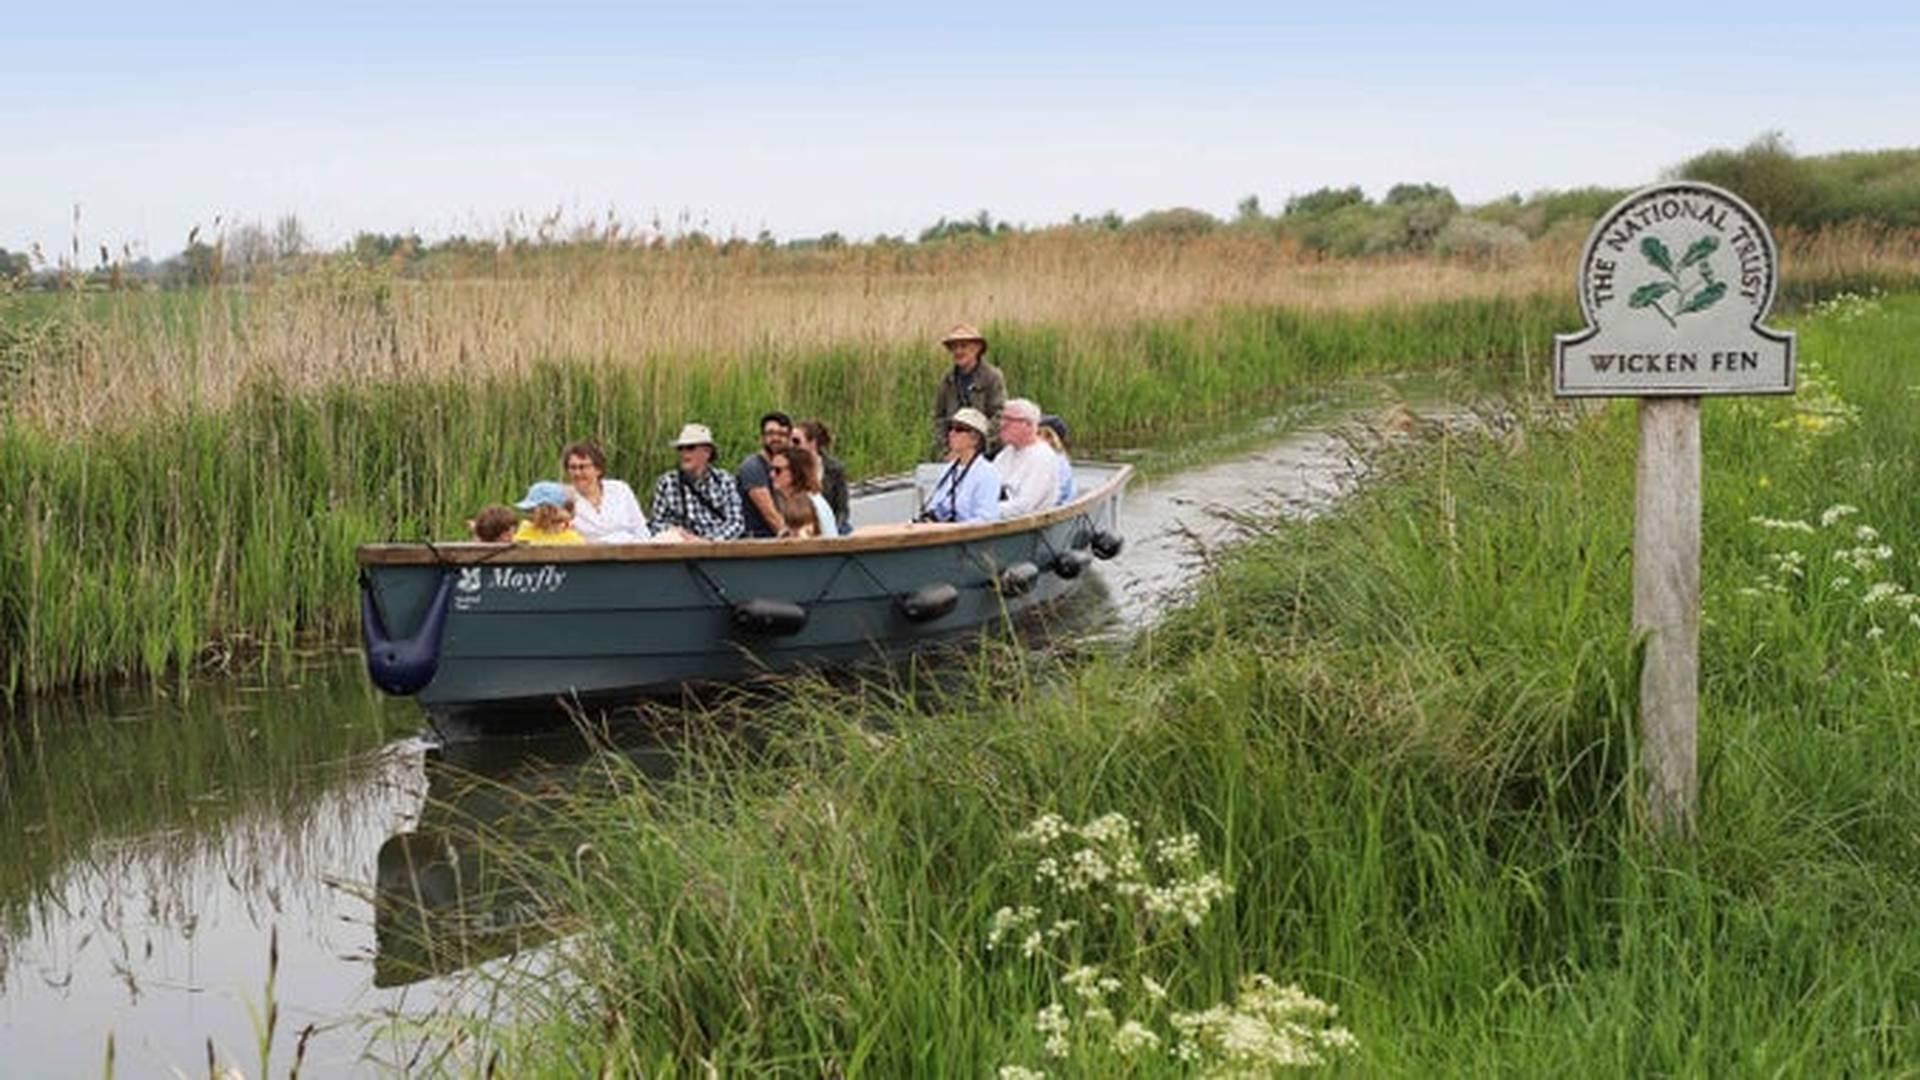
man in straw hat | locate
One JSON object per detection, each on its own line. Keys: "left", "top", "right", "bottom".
{"left": 648, "top": 422, "right": 746, "bottom": 541}
{"left": 931, "top": 322, "right": 1007, "bottom": 458}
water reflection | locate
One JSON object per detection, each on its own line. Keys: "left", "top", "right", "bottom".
{"left": 372, "top": 726, "right": 680, "bottom": 988}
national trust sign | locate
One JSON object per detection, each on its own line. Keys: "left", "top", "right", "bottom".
{"left": 1555, "top": 181, "right": 1795, "bottom": 397}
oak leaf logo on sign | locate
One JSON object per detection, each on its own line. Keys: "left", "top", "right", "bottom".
{"left": 1628, "top": 235, "right": 1726, "bottom": 327}
{"left": 457, "top": 567, "right": 482, "bottom": 593}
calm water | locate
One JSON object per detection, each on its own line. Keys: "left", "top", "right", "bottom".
{"left": 0, "top": 416, "right": 1379, "bottom": 1077}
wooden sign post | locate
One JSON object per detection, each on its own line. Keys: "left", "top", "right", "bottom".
{"left": 1555, "top": 182, "right": 1795, "bottom": 836}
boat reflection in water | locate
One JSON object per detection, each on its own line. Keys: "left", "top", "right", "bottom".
{"left": 372, "top": 725, "right": 678, "bottom": 987}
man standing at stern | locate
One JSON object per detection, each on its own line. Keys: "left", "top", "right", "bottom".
{"left": 931, "top": 323, "right": 1007, "bottom": 458}
{"left": 992, "top": 398, "right": 1060, "bottom": 519}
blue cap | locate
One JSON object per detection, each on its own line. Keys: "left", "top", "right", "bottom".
{"left": 1040, "top": 414, "right": 1069, "bottom": 440}
{"left": 514, "top": 480, "right": 572, "bottom": 511}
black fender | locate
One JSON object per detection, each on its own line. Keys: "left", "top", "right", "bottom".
{"left": 361, "top": 572, "right": 454, "bottom": 696}
{"left": 1091, "top": 530, "right": 1125, "bottom": 560}
{"left": 994, "top": 561, "right": 1041, "bottom": 597}
{"left": 1053, "top": 549, "right": 1094, "bottom": 579}
{"left": 900, "top": 582, "right": 960, "bottom": 622}
{"left": 733, "top": 597, "right": 809, "bottom": 636}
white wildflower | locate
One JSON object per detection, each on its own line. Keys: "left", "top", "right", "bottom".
{"left": 1111, "top": 1020, "right": 1162, "bottom": 1057}
{"left": 998, "top": 1067, "right": 1047, "bottom": 1080}
{"left": 1021, "top": 931, "right": 1044, "bottom": 958}
{"left": 988, "top": 905, "right": 1040, "bottom": 949}
{"left": 1868, "top": 626, "right": 1887, "bottom": 641}
{"left": 1864, "top": 582, "right": 1903, "bottom": 606}
{"left": 1141, "top": 975, "right": 1169, "bottom": 1000}
{"left": 1832, "top": 576, "right": 1853, "bottom": 590}
{"left": 1063, "top": 965, "right": 1107, "bottom": 1000}
{"left": 1168, "top": 974, "right": 1357, "bottom": 1070}
{"left": 1020, "top": 813, "right": 1069, "bottom": 846}
{"left": 1044, "top": 918, "right": 1079, "bottom": 941}
{"left": 1856, "top": 524, "right": 1881, "bottom": 542}
{"left": 1752, "top": 515, "right": 1817, "bottom": 533}
{"left": 1154, "top": 832, "right": 1202, "bottom": 866}
{"left": 1077, "top": 812, "right": 1135, "bottom": 846}
{"left": 1820, "top": 504, "right": 1859, "bottom": 528}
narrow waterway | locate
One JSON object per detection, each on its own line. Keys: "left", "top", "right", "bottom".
{"left": 0, "top": 410, "right": 1389, "bottom": 1077}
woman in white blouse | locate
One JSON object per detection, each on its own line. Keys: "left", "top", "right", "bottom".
{"left": 563, "top": 440, "right": 649, "bottom": 543}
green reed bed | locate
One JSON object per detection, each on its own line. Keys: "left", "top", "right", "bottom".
{"left": 0, "top": 294, "right": 1566, "bottom": 696}
{"left": 400, "top": 292, "right": 1920, "bottom": 1074}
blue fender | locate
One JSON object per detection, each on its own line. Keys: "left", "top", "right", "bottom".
{"left": 361, "top": 572, "right": 454, "bottom": 696}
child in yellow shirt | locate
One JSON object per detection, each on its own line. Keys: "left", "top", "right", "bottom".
{"left": 512, "top": 481, "right": 586, "bottom": 545}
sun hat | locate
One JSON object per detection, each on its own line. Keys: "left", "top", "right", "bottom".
{"left": 514, "top": 480, "right": 572, "bottom": 511}
{"left": 1040, "top": 414, "right": 1070, "bottom": 440}
{"left": 947, "top": 407, "right": 991, "bottom": 438}
{"left": 940, "top": 322, "right": 987, "bottom": 348}
{"left": 671, "top": 422, "right": 716, "bottom": 449}
{"left": 1002, "top": 398, "right": 1041, "bottom": 423}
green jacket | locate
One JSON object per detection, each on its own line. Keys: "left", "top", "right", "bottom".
{"left": 931, "top": 358, "right": 1008, "bottom": 456}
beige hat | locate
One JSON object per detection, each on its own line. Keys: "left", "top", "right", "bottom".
{"left": 671, "top": 422, "right": 715, "bottom": 448}
{"left": 940, "top": 322, "right": 987, "bottom": 348}
{"left": 947, "top": 407, "right": 991, "bottom": 438}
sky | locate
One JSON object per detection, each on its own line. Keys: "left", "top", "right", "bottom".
{"left": 4, "top": 2, "right": 1918, "bottom": 258}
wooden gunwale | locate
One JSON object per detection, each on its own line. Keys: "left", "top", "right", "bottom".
{"left": 356, "top": 461, "right": 1132, "bottom": 566}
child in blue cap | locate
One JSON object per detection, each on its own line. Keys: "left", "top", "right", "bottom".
{"left": 512, "top": 481, "right": 586, "bottom": 545}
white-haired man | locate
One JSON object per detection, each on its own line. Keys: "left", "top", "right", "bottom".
{"left": 992, "top": 398, "right": 1060, "bottom": 518}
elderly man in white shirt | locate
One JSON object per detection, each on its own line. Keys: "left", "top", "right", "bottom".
{"left": 993, "top": 397, "right": 1062, "bottom": 518}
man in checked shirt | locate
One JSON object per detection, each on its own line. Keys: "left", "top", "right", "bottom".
{"left": 649, "top": 423, "right": 747, "bottom": 542}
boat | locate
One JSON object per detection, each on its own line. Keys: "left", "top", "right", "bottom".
{"left": 355, "top": 461, "right": 1131, "bottom": 719}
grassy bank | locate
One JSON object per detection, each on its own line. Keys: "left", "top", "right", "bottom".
{"left": 1, "top": 294, "right": 1566, "bottom": 697}
{"left": 408, "top": 291, "right": 1920, "bottom": 1074}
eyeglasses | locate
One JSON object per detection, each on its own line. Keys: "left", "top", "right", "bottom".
{"left": 770, "top": 464, "right": 791, "bottom": 474}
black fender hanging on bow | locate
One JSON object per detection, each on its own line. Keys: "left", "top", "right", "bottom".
{"left": 1091, "top": 530, "right": 1125, "bottom": 560}
{"left": 361, "top": 572, "right": 454, "bottom": 696}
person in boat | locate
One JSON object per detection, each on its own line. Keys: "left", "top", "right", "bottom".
{"left": 918, "top": 407, "right": 1001, "bottom": 524}
{"left": 931, "top": 323, "right": 1007, "bottom": 458}
{"left": 512, "top": 482, "right": 586, "bottom": 544}
{"left": 468, "top": 504, "right": 518, "bottom": 543}
{"left": 649, "top": 423, "right": 746, "bottom": 541}
{"left": 1039, "top": 414, "right": 1075, "bottom": 506}
{"left": 770, "top": 445, "right": 839, "bottom": 538}
{"left": 791, "top": 418, "right": 852, "bottom": 534}
{"left": 736, "top": 411, "right": 794, "bottom": 538}
{"left": 992, "top": 398, "right": 1061, "bottom": 518}
{"left": 562, "top": 439, "right": 649, "bottom": 543}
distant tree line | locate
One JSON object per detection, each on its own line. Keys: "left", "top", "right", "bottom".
{"left": 5, "top": 136, "right": 1917, "bottom": 293}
